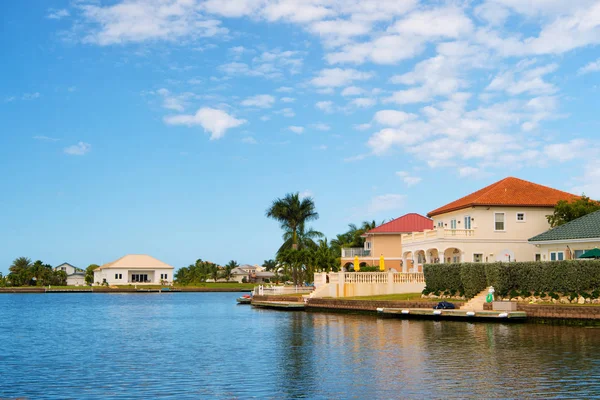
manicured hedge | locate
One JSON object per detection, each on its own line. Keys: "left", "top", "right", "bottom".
{"left": 424, "top": 260, "right": 600, "bottom": 298}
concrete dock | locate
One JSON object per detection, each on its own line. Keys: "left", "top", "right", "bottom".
{"left": 251, "top": 300, "right": 306, "bottom": 310}
{"left": 377, "top": 307, "right": 527, "bottom": 321}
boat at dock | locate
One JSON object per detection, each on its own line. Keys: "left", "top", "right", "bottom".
{"left": 236, "top": 294, "right": 252, "bottom": 304}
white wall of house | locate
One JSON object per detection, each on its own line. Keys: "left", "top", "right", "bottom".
{"left": 55, "top": 263, "right": 79, "bottom": 275}
{"left": 532, "top": 239, "right": 600, "bottom": 261}
{"left": 401, "top": 206, "right": 555, "bottom": 268}
{"left": 94, "top": 268, "right": 173, "bottom": 285}
{"left": 66, "top": 274, "right": 86, "bottom": 286}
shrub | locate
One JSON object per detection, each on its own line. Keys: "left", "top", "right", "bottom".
{"left": 423, "top": 263, "right": 463, "bottom": 294}
{"left": 460, "top": 263, "right": 487, "bottom": 298}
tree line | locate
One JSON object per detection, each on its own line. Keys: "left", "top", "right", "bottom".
{"left": 175, "top": 259, "right": 241, "bottom": 285}
{"left": 1, "top": 257, "right": 68, "bottom": 287}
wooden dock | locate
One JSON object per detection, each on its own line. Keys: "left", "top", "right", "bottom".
{"left": 377, "top": 307, "right": 527, "bottom": 321}
{"left": 251, "top": 300, "right": 306, "bottom": 310}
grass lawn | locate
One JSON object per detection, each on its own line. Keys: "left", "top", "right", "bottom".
{"left": 344, "top": 293, "right": 437, "bottom": 301}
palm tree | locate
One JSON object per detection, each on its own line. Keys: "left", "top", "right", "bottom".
{"left": 278, "top": 225, "right": 323, "bottom": 255}
{"left": 262, "top": 259, "right": 277, "bottom": 271}
{"left": 266, "top": 193, "right": 319, "bottom": 250}
{"left": 266, "top": 192, "right": 319, "bottom": 285}
{"left": 9, "top": 257, "right": 32, "bottom": 286}
{"left": 224, "top": 260, "right": 238, "bottom": 282}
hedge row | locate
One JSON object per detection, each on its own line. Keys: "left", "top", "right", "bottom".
{"left": 423, "top": 260, "right": 600, "bottom": 298}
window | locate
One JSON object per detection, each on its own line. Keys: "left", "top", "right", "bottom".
{"left": 550, "top": 252, "right": 564, "bottom": 261}
{"left": 450, "top": 219, "right": 457, "bottom": 229}
{"left": 115, "top": 274, "right": 122, "bottom": 279}
{"left": 495, "top": 213, "right": 505, "bottom": 231}
{"left": 365, "top": 241, "right": 372, "bottom": 250}
{"left": 473, "top": 253, "right": 483, "bottom": 263}
{"left": 437, "top": 221, "right": 444, "bottom": 228}
{"left": 535, "top": 254, "right": 541, "bottom": 262}
{"left": 516, "top": 212, "right": 526, "bottom": 222}
{"left": 164, "top": 274, "right": 168, "bottom": 280}
{"left": 464, "top": 216, "right": 472, "bottom": 230}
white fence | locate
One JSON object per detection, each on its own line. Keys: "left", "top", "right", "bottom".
{"left": 253, "top": 285, "right": 314, "bottom": 296}
{"left": 311, "top": 271, "right": 426, "bottom": 298}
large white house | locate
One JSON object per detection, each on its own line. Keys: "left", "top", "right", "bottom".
{"left": 400, "top": 177, "right": 579, "bottom": 270}
{"left": 54, "top": 262, "right": 86, "bottom": 286}
{"left": 93, "top": 254, "right": 174, "bottom": 286}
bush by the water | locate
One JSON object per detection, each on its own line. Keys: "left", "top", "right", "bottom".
{"left": 423, "top": 260, "right": 600, "bottom": 299}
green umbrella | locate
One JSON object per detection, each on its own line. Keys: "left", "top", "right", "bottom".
{"left": 578, "top": 248, "right": 600, "bottom": 259}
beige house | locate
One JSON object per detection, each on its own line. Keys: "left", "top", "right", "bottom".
{"left": 231, "top": 265, "right": 274, "bottom": 283}
{"left": 93, "top": 254, "right": 174, "bottom": 286}
{"left": 340, "top": 213, "right": 433, "bottom": 271}
{"left": 400, "top": 177, "right": 579, "bottom": 270}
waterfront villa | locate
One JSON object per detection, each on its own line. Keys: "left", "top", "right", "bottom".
{"left": 400, "top": 177, "right": 579, "bottom": 270}
{"left": 340, "top": 213, "right": 433, "bottom": 271}
{"left": 54, "top": 262, "right": 86, "bottom": 286}
{"left": 529, "top": 210, "right": 600, "bottom": 261}
{"left": 231, "top": 265, "right": 275, "bottom": 283}
{"left": 93, "top": 254, "right": 174, "bottom": 286}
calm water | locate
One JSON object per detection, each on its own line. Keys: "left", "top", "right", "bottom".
{"left": 1, "top": 293, "right": 600, "bottom": 399}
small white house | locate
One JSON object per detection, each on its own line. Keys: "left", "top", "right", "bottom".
{"left": 54, "top": 262, "right": 86, "bottom": 286}
{"left": 93, "top": 254, "right": 174, "bottom": 286}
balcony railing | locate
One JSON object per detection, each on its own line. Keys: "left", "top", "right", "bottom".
{"left": 341, "top": 248, "right": 371, "bottom": 258}
{"left": 402, "top": 228, "right": 476, "bottom": 244}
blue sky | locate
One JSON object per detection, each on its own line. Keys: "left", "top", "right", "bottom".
{"left": 2, "top": 0, "right": 600, "bottom": 274}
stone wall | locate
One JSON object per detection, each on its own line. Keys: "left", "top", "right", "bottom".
{"left": 252, "top": 295, "right": 304, "bottom": 302}
{"left": 483, "top": 302, "right": 600, "bottom": 320}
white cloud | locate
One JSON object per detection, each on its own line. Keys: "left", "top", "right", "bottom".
{"left": 280, "top": 97, "right": 295, "bottom": 103}
{"left": 164, "top": 107, "right": 246, "bottom": 140}
{"left": 390, "top": 7, "right": 474, "bottom": 38}
{"left": 543, "top": 139, "right": 586, "bottom": 163}
{"left": 47, "top": 9, "right": 70, "bottom": 20}
{"left": 487, "top": 63, "right": 558, "bottom": 95}
{"left": 315, "top": 101, "right": 334, "bottom": 113}
{"left": 310, "top": 68, "right": 372, "bottom": 87}
{"left": 22, "top": 92, "right": 41, "bottom": 100}
{"left": 367, "top": 194, "right": 406, "bottom": 214}
{"left": 299, "top": 189, "right": 314, "bottom": 199}
{"left": 64, "top": 142, "right": 91, "bottom": 156}
{"left": 373, "top": 110, "right": 418, "bottom": 126}
{"left": 220, "top": 49, "right": 303, "bottom": 79}
{"left": 275, "top": 108, "right": 295, "bottom": 117}
{"left": 33, "top": 136, "right": 60, "bottom": 142}
{"left": 579, "top": 58, "right": 600, "bottom": 75}
{"left": 155, "top": 88, "right": 193, "bottom": 112}
{"left": 80, "top": 0, "right": 228, "bottom": 45}
{"left": 311, "top": 123, "right": 331, "bottom": 131}
{"left": 276, "top": 86, "right": 294, "bottom": 93}
{"left": 571, "top": 158, "right": 600, "bottom": 198}
{"left": 242, "top": 136, "right": 257, "bottom": 144}
{"left": 289, "top": 126, "right": 304, "bottom": 134}
{"left": 326, "top": 35, "right": 425, "bottom": 65}
{"left": 354, "top": 123, "right": 372, "bottom": 131}
{"left": 241, "top": 94, "right": 275, "bottom": 108}
{"left": 351, "top": 97, "right": 376, "bottom": 108}
{"left": 458, "top": 166, "right": 480, "bottom": 177}
{"left": 396, "top": 171, "right": 422, "bottom": 186}
{"left": 341, "top": 86, "right": 364, "bottom": 96}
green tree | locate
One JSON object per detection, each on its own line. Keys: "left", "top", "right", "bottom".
{"left": 315, "top": 239, "right": 339, "bottom": 272}
{"left": 8, "top": 257, "right": 33, "bottom": 286}
{"left": 223, "top": 260, "right": 238, "bottom": 282}
{"left": 85, "top": 264, "right": 99, "bottom": 285}
{"left": 266, "top": 193, "right": 319, "bottom": 285}
{"left": 262, "top": 259, "right": 277, "bottom": 271}
{"left": 547, "top": 196, "right": 600, "bottom": 227}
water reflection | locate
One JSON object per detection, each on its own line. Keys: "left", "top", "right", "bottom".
{"left": 1, "top": 294, "right": 600, "bottom": 399}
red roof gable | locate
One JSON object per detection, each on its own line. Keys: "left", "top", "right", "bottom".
{"left": 428, "top": 177, "right": 579, "bottom": 217}
{"left": 366, "top": 213, "right": 433, "bottom": 234}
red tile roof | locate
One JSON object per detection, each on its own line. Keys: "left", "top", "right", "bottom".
{"left": 428, "top": 177, "right": 579, "bottom": 217}
{"left": 366, "top": 213, "right": 433, "bottom": 234}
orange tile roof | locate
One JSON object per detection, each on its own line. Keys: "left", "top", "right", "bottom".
{"left": 428, "top": 177, "right": 579, "bottom": 217}
{"left": 366, "top": 213, "right": 433, "bottom": 234}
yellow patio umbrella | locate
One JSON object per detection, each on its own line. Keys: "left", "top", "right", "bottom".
{"left": 379, "top": 254, "right": 385, "bottom": 271}
{"left": 354, "top": 255, "right": 360, "bottom": 271}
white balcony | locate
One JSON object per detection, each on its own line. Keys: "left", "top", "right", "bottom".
{"left": 401, "top": 228, "right": 475, "bottom": 244}
{"left": 341, "top": 248, "right": 371, "bottom": 258}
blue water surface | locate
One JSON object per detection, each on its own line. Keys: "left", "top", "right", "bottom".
{"left": 1, "top": 293, "right": 600, "bottom": 399}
